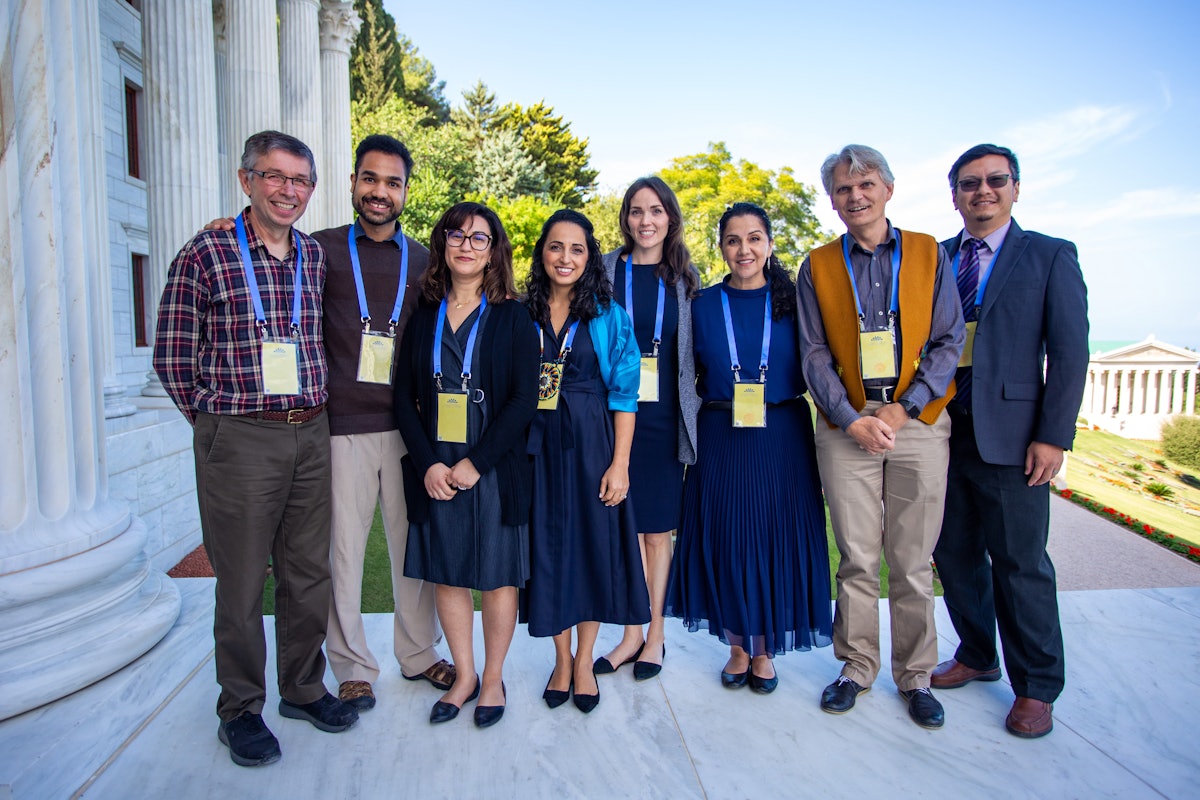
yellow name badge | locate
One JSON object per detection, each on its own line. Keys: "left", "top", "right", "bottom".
{"left": 436, "top": 391, "right": 468, "bottom": 443}
{"left": 261, "top": 339, "right": 300, "bottom": 396}
{"left": 859, "top": 330, "right": 898, "bottom": 380}
{"left": 538, "top": 361, "right": 563, "bottom": 411}
{"left": 732, "top": 382, "right": 766, "bottom": 428}
{"left": 357, "top": 331, "right": 396, "bottom": 385}
{"left": 958, "top": 321, "right": 977, "bottom": 368}
{"left": 638, "top": 356, "right": 659, "bottom": 403}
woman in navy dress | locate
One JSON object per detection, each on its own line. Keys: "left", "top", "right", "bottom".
{"left": 597, "top": 177, "right": 699, "bottom": 681}
{"left": 666, "top": 202, "right": 832, "bottom": 693}
{"left": 394, "top": 202, "right": 539, "bottom": 728}
{"left": 521, "top": 209, "right": 650, "bottom": 713}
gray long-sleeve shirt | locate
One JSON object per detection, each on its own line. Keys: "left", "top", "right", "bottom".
{"left": 797, "top": 223, "right": 965, "bottom": 431}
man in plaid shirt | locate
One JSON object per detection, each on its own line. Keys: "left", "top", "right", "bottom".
{"left": 154, "top": 130, "right": 357, "bottom": 768}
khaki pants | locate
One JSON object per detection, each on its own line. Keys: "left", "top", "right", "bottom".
{"left": 815, "top": 402, "right": 950, "bottom": 691}
{"left": 325, "top": 430, "right": 442, "bottom": 683}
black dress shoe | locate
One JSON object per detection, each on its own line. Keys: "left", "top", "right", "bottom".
{"left": 749, "top": 671, "right": 779, "bottom": 694}
{"left": 900, "top": 687, "right": 945, "bottom": 729}
{"left": 820, "top": 676, "right": 868, "bottom": 714}
{"left": 474, "top": 683, "right": 506, "bottom": 728}
{"left": 593, "top": 642, "right": 643, "bottom": 675}
{"left": 633, "top": 641, "right": 665, "bottom": 681}
{"left": 543, "top": 673, "right": 572, "bottom": 709}
{"left": 278, "top": 692, "right": 358, "bottom": 732}
{"left": 429, "top": 674, "right": 480, "bottom": 724}
{"left": 573, "top": 679, "right": 600, "bottom": 714}
{"left": 721, "top": 669, "right": 749, "bottom": 689}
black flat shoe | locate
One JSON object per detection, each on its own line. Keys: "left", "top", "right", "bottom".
{"left": 474, "top": 683, "right": 506, "bottom": 728}
{"left": 543, "top": 673, "right": 572, "bottom": 709}
{"left": 573, "top": 672, "right": 600, "bottom": 713}
{"left": 720, "top": 669, "right": 749, "bottom": 689}
{"left": 633, "top": 641, "right": 665, "bottom": 681}
{"left": 593, "top": 642, "right": 644, "bottom": 675}
{"left": 429, "top": 673, "right": 480, "bottom": 724}
{"left": 749, "top": 672, "right": 779, "bottom": 694}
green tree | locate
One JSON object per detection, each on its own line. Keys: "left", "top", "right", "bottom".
{"left": 498, "top": 102, "right": 598, "bottom": 208}
{"left": 397, "top": 34, "right": 450, "bottom": 123}
{"left": 472, "top": 128, "right": 549, "bottom": 200}
{"left": 452, "top": 80, "right": 500, "bottom": 150}
{"left": 660, "top": 142, "right": 830, "bottom": 285}
{"left": 469, "top": 193, "right": 559, "bottom": 287}
{"left": 349, "top": 0, "right": 404, "bottom": 107}
{"left": 1162, "top": 415, "right": 1200, "bottom": 470}
{"left": 581, "top": 191, "right": 624, "bottom": 254}
{"left": 351, "top": 97, "right": 472, "bottom": 244}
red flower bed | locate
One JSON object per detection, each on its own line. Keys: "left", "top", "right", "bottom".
{"left": 1053, "top": 488, "right": 1200, "bottom": 564}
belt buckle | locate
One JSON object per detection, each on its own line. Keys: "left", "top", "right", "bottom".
{"left": 286, "top": 408, "right": 304, "bottom": 424}
{"left": 879, "top": 386, "right": 892, "bottom": 403}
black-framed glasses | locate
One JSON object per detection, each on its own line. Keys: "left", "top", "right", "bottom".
{"left": 955, "top": 174, "right": 1012, "bottom": 193}
{"left": 446, "top": 229, "right": 493, "bottom": 251}
{"left": 248, "top": 168, "right": 316, "bottom": 192}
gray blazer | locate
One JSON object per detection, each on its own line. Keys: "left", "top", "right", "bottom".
{"left": 603, "top": 248, "right": 700, "bottom": 465}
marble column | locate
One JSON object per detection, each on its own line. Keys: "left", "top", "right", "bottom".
{"left": 142, "top": 0, "right": 221, "bottom": 399}
{"left": 1188, "top": 370, "right": 1197, "bottom": 416}
{"left": 1152, "top": 369, "right": 1164, "bottom": 414}
{"left": 1173, "top": 369, "right": 1185, "bottom": 414}
{"left": 1106, "top": 369, "right": 1117, "bottom": 415}
{"left": 218, "top": 0, "right": 283, "bottom": 216}
{"left": 1085, "top": 370, "right": 1097, "bottom": 417}
{"left": 1134, "top": 369, "right": 1147, "bottom": 415}
{"left": 0, "top": 0, "right": 180, "bottom": 721}
{"left": 278, "top": 0, "right": 324, "bottom": 232}
{"left": 318, "top": 1, "right": 361, "bottom": 230}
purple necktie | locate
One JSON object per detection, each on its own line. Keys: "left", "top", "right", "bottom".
{"left": 954, "top": 238, "right": 982, "bottom": 408}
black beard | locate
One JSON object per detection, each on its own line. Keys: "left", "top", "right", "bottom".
{"left": 354, "top": 197, "right": 399, "bottom": 226}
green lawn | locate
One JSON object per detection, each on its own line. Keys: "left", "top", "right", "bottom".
{"left": 1066, "top": 428, "right": 1200, "bottom": 546}
{"left": 264, "top": 506, "right": 935, "bottom": 614}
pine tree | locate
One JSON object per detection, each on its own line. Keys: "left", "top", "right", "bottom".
{"left": 349, "top": 0, "right": 404, "bottom": 107}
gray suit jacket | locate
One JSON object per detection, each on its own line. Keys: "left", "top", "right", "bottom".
{"left": 943, "top": 219, "right": 1089, "bottom": 466}
{"left": 603, "top": 249, "right": 700, "bottom": 465}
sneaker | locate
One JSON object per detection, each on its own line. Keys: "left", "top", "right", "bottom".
{"left": 338, "top": 680, "right": 376, "bottom": 711}
{"left": 278, "top": 692, "right": 359, "bottom": 732}
{"left": 217, "top": 712, "right": 281, "bottom": 767}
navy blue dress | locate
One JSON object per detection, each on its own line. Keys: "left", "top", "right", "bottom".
{"left": 612, "top": 257, "right": 684, "bottom": 533}
{"left": 521, "top": 318, "right": 651, "bottom": 637}
{"left": 665, "top": 282, "right": 832, "bottom": 657}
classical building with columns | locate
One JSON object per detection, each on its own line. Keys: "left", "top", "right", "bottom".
{"left": 1081, "top": 337, "right": 1199, "bottom": 440}
{"left": 1, "top": 0, "right": 360, "bottom": 721}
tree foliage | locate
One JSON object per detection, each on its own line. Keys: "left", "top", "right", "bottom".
{"left": 397, "top": 34, "right": 450, "bottom": 123}
{"left": 472, "top": 128, "right": 549, "bottom": 200}
{"left": 451, "top": 80, "right": 501, "bottom": 150}
{"left": 1162, "top": 415, "right": 1200, "bottom": 470}
{"left": 581, "top": 192, "right": 624, "bottom": 255}
{"left": 468, "top": 193, "right": 559, "bottom": 287}
{"left": 660, "top": 142, "right": 830, "bottom": 285}
{"left": 349, "top": 0, "right": 404, "bottom": 108}
{"left": 498, "top": 102, "right": 598, "bottom": 208}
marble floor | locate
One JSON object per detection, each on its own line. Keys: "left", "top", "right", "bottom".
{"left": 2, "top": 578, "right": 1197, "bottom": 799}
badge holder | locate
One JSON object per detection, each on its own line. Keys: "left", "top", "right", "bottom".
{"left": 958, "top": 321, "right": 977, "bottom": 368}
{"left": 731, "top": 365, "right": 767, "bottom": 428}
{"left": 435, "top": 371, "right": 468, "bottom": 443}
{"left": 859, "top": 325, "right": 898, "bottom": 381}
{"left": 260, "top": 323, "right": 300, "bottom": 396}
{"left": 357, "top": 317, "right": 397, "bottom": 385}
{"left": 538, "top": 360, "right": 563, "bottom": 410}
{"left": 638, "top": 339, "right": 660, "bottom": 403}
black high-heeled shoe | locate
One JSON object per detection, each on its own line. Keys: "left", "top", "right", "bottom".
{"left": 543, "top": 672, "right": 572, "bottom": 709}
{"left": 429, "top": 673, "right": 480, "bottom": 724}
{"left": 593, "top": 642, "right": 644, "bottom": 675}
{"left": 634, "top": 641, "right": 665, "bottom": 681}
{"left": 473, "top": 682, "right": 506, "bottom": 728}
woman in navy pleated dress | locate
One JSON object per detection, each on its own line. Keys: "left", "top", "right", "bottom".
{"left": 521, "top": 209, "right": 650, "bottom": 713}
{"left": 596, "top": 177, "right": 699, "bottom": 681}
{"left": 666, "top": 202, "right": 832, "bottom": 694}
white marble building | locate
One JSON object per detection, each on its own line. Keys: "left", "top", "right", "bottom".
{"left": 1081, "top": 337, "right": 1199, "bottom": 440}
{"left": 1, "top": 0, "right": 360, "bottom": 721}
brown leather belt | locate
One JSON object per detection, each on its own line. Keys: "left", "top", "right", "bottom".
{"left": 249, "top": 404, "right": 326, "bottom": 424}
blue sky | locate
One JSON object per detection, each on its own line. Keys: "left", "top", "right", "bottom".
{"left": 385, "top": 0, "right": 1200, "bottom": 348}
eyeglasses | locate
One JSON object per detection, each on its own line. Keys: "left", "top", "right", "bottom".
{"left": 446, "top": 229, "right": 493, "bottom": 251}
{"left": 248, "top": 169, "right": 316, "bottom": 192}
{"left": 955, "top": 174, "right": 1013, "bottom": 193}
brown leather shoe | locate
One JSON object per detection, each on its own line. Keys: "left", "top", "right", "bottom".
{"left": 403, "top": 659, "right": 457, "bottom": 691}
{"left": 1006, "top": 697, "right": 1053, "bottom": 738}
{"left": 338, "top": 680, "right": 375, "bottom": 711}
{"left": 931, "top": 658, "right": 1002, "bottom": 689}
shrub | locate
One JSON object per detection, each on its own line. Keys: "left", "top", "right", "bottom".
{"left": 1162, "top": 416, "right": 1200, "bottom": 469}
{"left": 1145, "top": 481, "right": 1175, "bottom": 498}
{"left": 1130, "top": 462, "right": 1145, "bottom": 472}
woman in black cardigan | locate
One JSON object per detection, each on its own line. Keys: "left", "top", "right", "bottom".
{"left": 394, "top": 202, "right": 539, "bottom": 729}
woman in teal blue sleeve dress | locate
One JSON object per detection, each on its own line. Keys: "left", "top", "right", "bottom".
{"left": 520, "top": 209, "right": 651, "bottom": 714}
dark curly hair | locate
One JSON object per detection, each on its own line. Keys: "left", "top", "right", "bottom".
{"left": 523, "top": 209, "right": 613, "bottom": 327}
{"left": 718, "top": 202, "right": 797, "bottom": 321}
{"left": 421, "top": 201, "right": 516, "bottom": 305}
{"left": 618, "top": 176, "right": 699, "bottom": 298}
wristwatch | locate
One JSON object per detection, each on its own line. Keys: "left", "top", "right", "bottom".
{"left": 899, "top": 399, "right": 921, "bottom": 419}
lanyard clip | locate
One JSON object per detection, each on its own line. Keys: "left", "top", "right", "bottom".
{"left": 434, "top": 372, "right": 443, "bottom": 392}
{"left": 361, "top": 316, "right": 371, "bottom": 333}
{"left": 651, "top": 339, "right": 661, "bottom": 358}
{"left": 460, "top": 373, "right": 470, "bottom": 393}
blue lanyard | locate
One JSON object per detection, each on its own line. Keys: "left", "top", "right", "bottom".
{"left": 623, "top": 258, "right": 666, "bottom": 356}
{"left": 719, "top": 287, "right": 772, "bottom": 383}
{"left": 235, "top": 214, "right": 304, "bottom": 339}
{"left": 347, "top": 221, "right": 409, "bottom": 335}
{"left": 841, "top": 230, "right": 901, "bottom": 328}
{"left": 535, "top": 318, "right": 581, "bottom": 360}
{"left": 951, "top": 234, "right": 1006, "bottom": 312}
{"left": 433, "top": 293, "right": 487, "bottom": 391}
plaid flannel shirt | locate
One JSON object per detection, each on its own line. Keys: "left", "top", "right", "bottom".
{"left": 153, "top": 208, "right": 327, "bottom": 423}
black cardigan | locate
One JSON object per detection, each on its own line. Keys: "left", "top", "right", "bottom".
{"left": 393, "top": 298, "right": 540, "bottom": 526}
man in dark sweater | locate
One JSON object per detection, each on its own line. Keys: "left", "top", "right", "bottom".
{"left": 312, "top": 135, "right": 454, "bottom": 711}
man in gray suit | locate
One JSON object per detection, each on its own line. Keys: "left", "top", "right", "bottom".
{"left": 931, "top": 144, "right": 1089, "bottom": 739}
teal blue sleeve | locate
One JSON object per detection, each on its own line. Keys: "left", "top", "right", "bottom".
{"left": 591, "top": 302, "right": 640, "bottom": 412}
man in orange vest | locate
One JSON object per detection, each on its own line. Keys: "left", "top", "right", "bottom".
{"left": 797, "top": 144, "right": 964, "bottom": 729}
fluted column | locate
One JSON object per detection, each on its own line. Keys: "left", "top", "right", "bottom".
{"left": 1132, "top": 369, "right": 1146, "bottom": 415}
{"left": 1173, "top": 369, "right": 1185, "bottom": 414}
{"left": 1188, "top": 370, "right": 1197, "bottom": 416}
{"left": 1152, "top": 369, "right": 1164, "bottom": 414}
{"left": 142, "top": 0, "right": 221, "bottom": 400}
{"left": 0, "top": 0, "right": 180, "bottom": 721}
{"left": 1085, "top": 370, "right": 1096, "bottom": 416}
{"left": 278, "top": 0, "right": 324, "bottom": 232}
{"left": 319, "top": 1, "right": 360, "bottom": 229}
{"left": 1106, "top": 370, "right": 1118, "bottom": 415}
{"left": 218, "top": 0, "right": 282, "bottom": 216}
